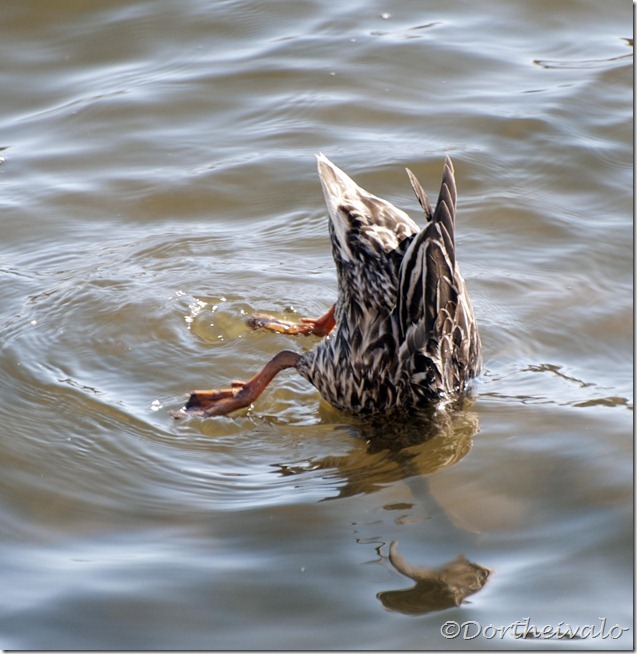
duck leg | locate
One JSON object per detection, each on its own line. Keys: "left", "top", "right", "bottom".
{"left": 247, "top": 304, "right": 336, "bottom": 337}
{"left": 176, "top": 350, "right": 301, "bottom": 417}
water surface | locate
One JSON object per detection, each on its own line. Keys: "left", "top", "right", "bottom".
{"left": 0, "top": 0, "right": 632, "bottom": 649}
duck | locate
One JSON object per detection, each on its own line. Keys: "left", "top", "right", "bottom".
{"left": 178, "top": 153, "right": 481, "bottom": 417}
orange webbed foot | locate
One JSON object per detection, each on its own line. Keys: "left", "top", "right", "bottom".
{"left": 173, "top": 350, "right": 302, "bottom": 419}
{"left": 179, "top": 384, "right": 250, "bottom": 417}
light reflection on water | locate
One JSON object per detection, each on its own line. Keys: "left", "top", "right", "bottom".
{"left": 0, "top": 0, "right": 632, "bottom": 649}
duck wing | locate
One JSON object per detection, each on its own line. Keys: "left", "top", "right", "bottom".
{"left": 396, "top": 157, "right": 481, "bottom": 398}
{"left": 316, "top": 153, "right": 420, "bottom": 313}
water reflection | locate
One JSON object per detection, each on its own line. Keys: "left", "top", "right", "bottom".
{"left": 269, "top": 407, "right": 487, "bottom": 617}
{"left": 377, "top": 541, "right": 491, "bottom": 616}
{"left": 358, "top": 400, "right": 480, "bottom": 454}
{"left": 272, "top": 403, "right": 480, "bottom": 500}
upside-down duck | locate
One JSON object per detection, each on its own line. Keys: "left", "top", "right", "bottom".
{"left": 179, "top": 154, "right": 481, "bottom": 417}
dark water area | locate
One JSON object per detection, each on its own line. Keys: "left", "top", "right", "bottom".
{"left": 0, "top": 0, "right": 632, "bottom": 649}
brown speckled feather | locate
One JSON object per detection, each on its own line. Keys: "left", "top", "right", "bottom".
{"left": 295, "top": 155, "right": 481, "bottom": 413}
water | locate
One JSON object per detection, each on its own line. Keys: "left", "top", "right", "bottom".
{"left": 1, "top": 0, "right": 632, "bottom": 649}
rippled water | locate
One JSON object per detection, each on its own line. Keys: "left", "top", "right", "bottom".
{"left": 1, "top": 0, "right": 632, "bottom": 649}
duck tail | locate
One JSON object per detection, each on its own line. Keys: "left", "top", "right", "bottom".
{"left": 397, "top": 157, "right": 458, "bottom": 334}
{"left": 396, "top": 157, "right": 480, "bottom": 392}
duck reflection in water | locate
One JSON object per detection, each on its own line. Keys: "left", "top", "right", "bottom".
{"left": 378, "top": 541, "right": 491, "bottom": 615}
{"left": 270, "top": 403, "right": 479, "bottom": 500}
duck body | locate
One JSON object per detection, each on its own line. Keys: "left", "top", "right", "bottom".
{"left": 180, "top": 154, "right": 481, "bottom": 419}
{"left": 295, "top": 154, "right": 481, "bottom": 414}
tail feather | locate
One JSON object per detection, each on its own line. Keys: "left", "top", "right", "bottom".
{"left": 430, "top": 156, "right": 457, "bottom": 267}
{"left": 405, "top": 168, "right": 433, "bottom": 220}
{"left": 397, "top": 158, "right": 459, "bottom": 336}
{"left": 396, "top": 157, "right": 480, "bottom": 394}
